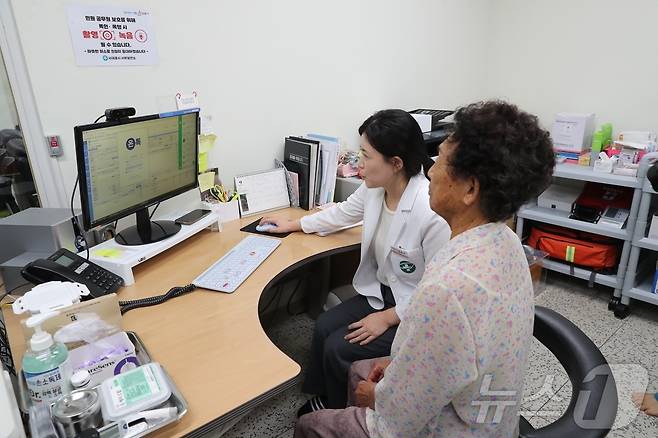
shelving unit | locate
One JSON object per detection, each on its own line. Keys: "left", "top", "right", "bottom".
{"left": 618, "top": 152, "right": 658, "bottom": 317}
{"left": 515, "top": 163, "right": 643, "bottom": 314}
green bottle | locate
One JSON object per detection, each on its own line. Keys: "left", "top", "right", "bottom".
{"left": 22, "top": 312, "right": 71, "bottom": 404}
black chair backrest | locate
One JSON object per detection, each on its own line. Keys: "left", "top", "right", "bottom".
{"left": 5, "top": 137, "right": 26, "bottom": 158}
{"left": 519, "top": 306, "right": 618, "bottom": 438}
{"left": 0, "top": 129, "right": 21, "bottom": 148}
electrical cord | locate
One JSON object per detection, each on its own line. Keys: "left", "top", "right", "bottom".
{"left": 118, "top": 284, "right": 196, "bottom": 314}
{"left": 0, "top": 282, "right": 31, "bottom": 303}
{"left": 149, "top": 202, "right": 161, "bottom": 220}
{"left": 0, "top": 317, "right": 16, "bottom": 376}
{"left": 70, "top": 176, "right": 90, "bottom": 260}
{"left": 93, "top": 114, "right": 106, "bottom": 123}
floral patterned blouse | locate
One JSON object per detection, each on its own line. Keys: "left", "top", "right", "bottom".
{"left": 367, "top": 222, "right": 534, "bottom": 437}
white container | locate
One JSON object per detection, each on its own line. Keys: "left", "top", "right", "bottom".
{"left": 99, "top": 363, "right": 171, "bottom": 422}
{"left": 202, "top": 199, "right": 240, "bottom": 223}
{"left": 537, "top": 183, "right": 584, "bottom": 213}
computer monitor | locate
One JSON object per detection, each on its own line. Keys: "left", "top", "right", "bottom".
{"left": 74, "top": 109, "right": 200, "bottom": 246}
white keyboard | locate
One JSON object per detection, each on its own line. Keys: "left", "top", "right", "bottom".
{"left": 193, "top": 235, "right": 281, "bottom": 293}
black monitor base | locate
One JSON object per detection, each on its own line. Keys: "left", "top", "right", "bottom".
{"left": 115, "top": 208, "right": 181, "bottom": 246}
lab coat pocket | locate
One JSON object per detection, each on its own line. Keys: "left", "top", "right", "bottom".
{"left": 390, "top": 247, "right": 424, "bottom": 282}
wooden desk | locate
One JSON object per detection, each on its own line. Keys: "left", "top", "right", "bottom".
{"left": 2, "top": 208, "right": 361, "bottom": 437}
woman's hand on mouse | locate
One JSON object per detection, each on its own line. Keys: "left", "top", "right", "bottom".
{"left": 259, "top": 216, "right": 302, "bottom": 233}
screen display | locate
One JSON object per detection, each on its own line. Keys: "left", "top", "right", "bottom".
{"left": 79, "top": 111, "right": 198, "bottom": 226}
{"left": 54, "top": 255, "right": 75, "bottom": 267}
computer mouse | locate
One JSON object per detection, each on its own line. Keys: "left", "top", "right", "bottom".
{"left": 256, "top": 223, "right": 277, "bottom": 232}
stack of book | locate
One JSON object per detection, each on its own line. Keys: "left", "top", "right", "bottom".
{"left": 283, "top": 134, "right": 339, "bottom": 210}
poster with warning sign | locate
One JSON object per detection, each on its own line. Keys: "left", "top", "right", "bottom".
{"left": 67, "top": 5, "right": 158, "bottom": 66}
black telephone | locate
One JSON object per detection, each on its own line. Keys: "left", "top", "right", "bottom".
{"left": 22, "top": 248, "right": 124, "bottom": 299}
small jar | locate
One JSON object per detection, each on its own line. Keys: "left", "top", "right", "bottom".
{"left": 52, "top": 389, "right": 103, "bottom": 438}
{"left": 70, "top": 369, "right": 91, "bottom": 389}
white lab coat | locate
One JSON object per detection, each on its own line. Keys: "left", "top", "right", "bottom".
{"left": 300, "top": 172, "right": 450, "bottom": 319}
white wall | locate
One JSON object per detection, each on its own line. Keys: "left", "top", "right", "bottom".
{"left": 9, "top": 0, "right": 491, "bottom": 216}
{"left": 486, "top": 0, "right": 658, "bottom": 134}
{"left": 0, "top": 50, "right": 19, "bottom": 130}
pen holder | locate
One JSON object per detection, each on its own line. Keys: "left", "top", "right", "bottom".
{"left": 203, "top": 199, "right": 240, "bottom": 224}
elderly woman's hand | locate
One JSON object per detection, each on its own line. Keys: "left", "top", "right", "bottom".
{"left": 354, "top": 380, "right": 377, "bottom": 409}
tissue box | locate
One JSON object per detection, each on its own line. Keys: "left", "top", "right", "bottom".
{"left": 68, "top": 331, "right": 138, "bottom": 387}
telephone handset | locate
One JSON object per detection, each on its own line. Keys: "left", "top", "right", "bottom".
{"left": 22, "top": 248, "right": 124, "bottom": 299}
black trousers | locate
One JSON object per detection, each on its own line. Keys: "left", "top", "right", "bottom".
{"left": 301, "top": 284, "right": 397, "bottom": 408}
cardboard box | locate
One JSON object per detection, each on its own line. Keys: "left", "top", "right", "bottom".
{"left": 551, "top": 113, "right": 595, "bottom": 153}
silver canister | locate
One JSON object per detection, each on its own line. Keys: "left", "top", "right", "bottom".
{"left": 52, "top": 389, "right": 103, "bottom": 438}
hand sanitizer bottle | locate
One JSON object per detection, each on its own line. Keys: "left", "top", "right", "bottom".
{"left": 22, "top": 312, "right": 71, "bottom": 404}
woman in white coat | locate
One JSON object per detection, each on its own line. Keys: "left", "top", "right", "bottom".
{"left": 261, "top": 109, "right": 450, "bottom": 415}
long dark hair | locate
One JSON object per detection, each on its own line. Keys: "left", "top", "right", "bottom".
{"left": 358, "top": 109, "right": 434, "bottom": 179}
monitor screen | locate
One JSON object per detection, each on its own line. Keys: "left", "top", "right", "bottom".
{"left": 75, "top": 109, "right": 199, "bottom": 229}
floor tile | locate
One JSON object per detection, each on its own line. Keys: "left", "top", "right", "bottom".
{"left": 598, "top": 313, "right": 658, "bottom": 375}
{"left": 276, "top": 427, "right": 294, "bottom": 438}
{"left": 220, "top": 382, "right": 307, "bottom": 438}
{"left": 534, "top": 367, "right": 658, "bottom": 435}
{"left": 524, "top": 414, "right": 553, "bottom": 430}
{"left": 520, "top": 339, "right": 569, "bottom": 414}
{"left": 535, "top": 282, "right": 624, "bottom": 348}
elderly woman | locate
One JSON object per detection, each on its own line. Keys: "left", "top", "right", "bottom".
{"left": 295, "top": 100, "right": 555, "bottom": 438}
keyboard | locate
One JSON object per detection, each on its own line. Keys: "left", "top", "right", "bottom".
{"left": 193, "top": 235, "right": 281, "bottom": 293}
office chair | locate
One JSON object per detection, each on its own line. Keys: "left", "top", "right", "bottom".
{"left": 519, "top": 306, "right": 618, "bottom": 438}
{"left": 0, "top": 129, "right": 21, "bottom": 147}
{"left": 4, "top": 136, "right": 38, "bottom": 209}
{"left": 0, "top": 145, "right": 19, "bottom": 214}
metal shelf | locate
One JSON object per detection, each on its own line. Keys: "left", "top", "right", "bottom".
{"left": 627, "top": 278, "right": 658, "bottom": 306}
{"left": 553, "top": 163, "right": 640, "bottom": 188}
{"left": 541, "top": 259, "right": 619, "bottom": 288}
{"left": 517, "top": 205, "right": 630, "bottom": 240}
{"left": 642, "top": 178, "right": 657, "bottom": 194}
{"left": 635, "top": 237, "right": 658, "bottom": 251}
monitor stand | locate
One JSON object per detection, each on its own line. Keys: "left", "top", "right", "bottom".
{"left": 115, "top": 208, "right": 181, "bottom": 246}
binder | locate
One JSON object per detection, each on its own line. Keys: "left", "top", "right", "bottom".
{"left": 284, "top": 137, "right": 320, "bottom": 210}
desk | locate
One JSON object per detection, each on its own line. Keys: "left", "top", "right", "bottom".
{"left": 3, "top": 208, "right": 361, "bottom": 437}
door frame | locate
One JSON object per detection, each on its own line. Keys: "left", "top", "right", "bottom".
{"left": 0, "top": 0, "right": 68, "bottom": 208}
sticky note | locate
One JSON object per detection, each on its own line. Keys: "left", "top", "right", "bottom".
{"left": 93, "top": 248, "right": 123, "bottom": 259}
{"left": 199, "top": 133, "right": 217, "bottom": 154}
{"left": 199, "top": 152, "right": 208, "bottom": 172}
{"left": 198, "top": 171, "right": 215, "bottom": 192}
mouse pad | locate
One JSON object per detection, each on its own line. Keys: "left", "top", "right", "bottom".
{"left": 240, "top": 217, "right": 292, "bottom": 238}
